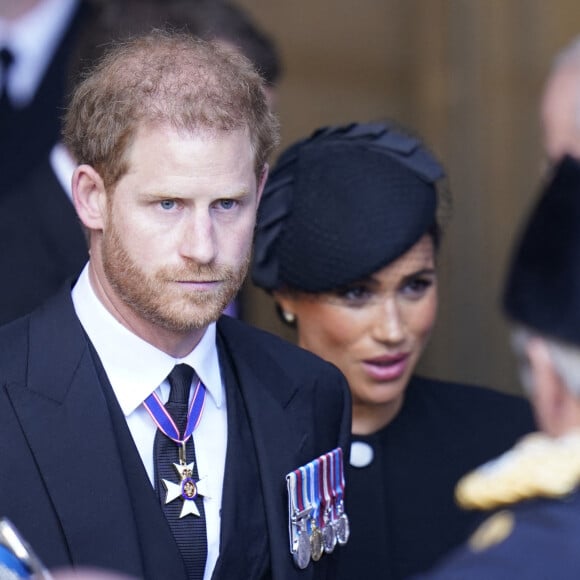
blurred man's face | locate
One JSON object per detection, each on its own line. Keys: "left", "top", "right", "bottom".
{"left": 541, "top": 67, "right": 580, "bottom": 163}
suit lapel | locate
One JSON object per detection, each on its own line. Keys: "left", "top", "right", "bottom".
{"left": 217, "top": 318, "right": 315, "bottom": 580}
{"left": 5, "top": 291, "right": 144, "bottom": 577}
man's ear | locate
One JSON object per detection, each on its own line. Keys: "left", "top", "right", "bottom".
{"left": 72, "top": 164, "right": 108, "bottom": 231}
{"left": 256, "top": 163, "right": 269, "bottom": 206}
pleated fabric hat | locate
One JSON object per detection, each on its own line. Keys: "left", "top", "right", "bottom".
{"left": 252, "top": 122, "right": 445, "bottom": 293}
{"left": 503, "top": 155, "right": 580, "bottom": 346}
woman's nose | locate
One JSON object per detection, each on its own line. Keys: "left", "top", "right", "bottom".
{"left": 373, "top": 298, "right": 405, "bottom": 344}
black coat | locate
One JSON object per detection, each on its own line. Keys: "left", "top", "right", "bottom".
{"left": 0, "top": 287, "right": 351, "bottom": 579}
{"left": 415, "top": 487, "right": 580, "bottom": 579}
{"left": 0, "top": 159, "right": 87, "bottom": 325}
{"left": 336, "top": 375, "right": 535, "bottom": 580}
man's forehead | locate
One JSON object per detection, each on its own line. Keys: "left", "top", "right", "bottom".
{"left": 131, "top": 120, "right": 251, "bottom": 141}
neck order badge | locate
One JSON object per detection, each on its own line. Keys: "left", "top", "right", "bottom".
{"left": 145, "top": 364, "right": 209, "bottom": 580}
{"left": 144, "top": 365, "right": 210, "bottom": 517}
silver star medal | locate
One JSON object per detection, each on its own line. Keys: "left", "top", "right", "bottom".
{"left": 162, "top": 462, "right": 209, "bottom": 518}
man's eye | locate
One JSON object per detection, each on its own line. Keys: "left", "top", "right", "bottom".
{"left": 219, "top": 199, "right": 236, "bottom": 210}
{"left": 160, "top": 200, "right": 175, "bottom": 210}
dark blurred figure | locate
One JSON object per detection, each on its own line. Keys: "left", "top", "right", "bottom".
{"left": 0, "top": 0, "right": 91, "bottom": 190}
{"left": 0, "top": 0, "right": 282, "bottom": 326}
{"left": 416, "top": 156, "right": 580, "bottom": 579}
{"left": 193, "top": 0, "right": 282, "bottom": 110}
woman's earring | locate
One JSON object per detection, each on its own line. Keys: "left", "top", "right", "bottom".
{"left": 282, "top": 311, "right": 296, "bottom": 324}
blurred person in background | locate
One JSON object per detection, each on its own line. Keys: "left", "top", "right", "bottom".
{"left": 193, "top": 0, "right": 282, "bottom": 111}
{"left": 416, "top": 156, "right": 580, "bottom": 579}
{"left": 541, "top": 35, "right": 580, "bottom": 163}
{"left": 0, "top": 0, "right": 91, "bottom": 190}
{"left": 252, "top": 121, "right": 535, "bottom": 579}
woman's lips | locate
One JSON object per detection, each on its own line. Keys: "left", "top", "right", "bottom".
{"left": 362, "top": 353, "right": 410, "bottom": 382}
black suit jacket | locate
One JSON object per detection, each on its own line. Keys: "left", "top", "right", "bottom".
{"left": 0, "top": 158, "right": 88, "bottom": 325}
{"left": 0, "top": 287, "right": 351, "bottom": 579}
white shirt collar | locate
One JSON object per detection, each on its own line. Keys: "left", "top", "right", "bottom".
{"left": 71, "top": 264, "right": 224, "bottom": 416}
{"left": 49, "top": 142, "right": 75, "bottom": 201}
{"left": 0, "top": 0, "right": 79, "bottom": 106}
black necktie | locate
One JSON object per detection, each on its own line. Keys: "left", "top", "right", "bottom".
{"left": 154, "top": 364, "right": 208, "bottom": 580}
{"left": 0, "top": 47, "right": 14, "bottom": 112}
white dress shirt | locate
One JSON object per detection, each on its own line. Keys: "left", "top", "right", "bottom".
{"left": 0, "top": 0, "right": 78, "bottom": 107}
{"left": 72, "top": 264, "right": 227, "bottom": 580}
{"left": 50, "top": 142, "right": 75, "bottom": 201}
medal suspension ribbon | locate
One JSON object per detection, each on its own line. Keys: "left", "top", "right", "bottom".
{"left": 317, "top": 454, "right": 326, "bottom": 524}
{"left": 295, "top": 467, "right": 305, "bottom": 513}
{"left": 312, "top": 458, "right": 323, "bottom": 530}
{"left": 309, "top": 458, "right": 325, "bottom": 562}
{"left": 332, "top": 447, "right": 350, "bottom": 545}
{"left": 329, "top": 450, "right": 338, "bottom": 521}
{"left": 321, "top": 453, "right": 333, "bottom": 520}
{"left": 315, "top": 457, "right": 326, "bottom": 529}
{"left": 300, "top": 466, "right": 312, "bottom": 530}
{"left": 293, "top": 467, "right": 312, "bottom": 568}
{"left": 335, "top": 447, "right": 346, "bottom": 511}
{"left": 143, "top": 378, "right": 206, "bottom": 461}
{"left": 286, "top": 471, "right": 298, "bottom": 553}
{"left": 321, "top": 452, "right": 337, "bottom": 552}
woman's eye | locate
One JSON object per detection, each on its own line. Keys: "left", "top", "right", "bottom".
{"left": 343, "top": 287, "right": 368, "bottom": 299}
{"left": 160, "top": 199, "right": 175, "bottom": 210}
{"left": 333, "top": 286, "right": 373, "bottom": 305}
{"left": 403, "top": 277, "right": 433, "bottom": 297}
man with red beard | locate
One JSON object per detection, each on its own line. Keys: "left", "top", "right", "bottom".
{"left": 0, "top": 31, "right": 351, "bottom": 580}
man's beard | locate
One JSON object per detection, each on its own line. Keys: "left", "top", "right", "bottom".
{"left": 102, "top": 223, "right": 249, "bottom": 333}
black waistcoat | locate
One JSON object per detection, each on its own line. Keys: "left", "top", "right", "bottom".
{"left": 90, "top": 336, "right": 270, "bottom": 580}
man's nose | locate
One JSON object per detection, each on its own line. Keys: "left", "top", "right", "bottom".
{"left": 178, "top": 210, "right": 217, "bottom": 265}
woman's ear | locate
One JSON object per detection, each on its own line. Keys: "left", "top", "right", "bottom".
{"left": 273, "top": 291, "right": 297, "bottom": 324}
{"left": 72, "top": 164, "right": 108, "bottom": 231}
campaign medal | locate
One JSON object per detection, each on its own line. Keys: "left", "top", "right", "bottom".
{"left": 144, "top": 377, "right": 208, "bottom": 518}
{"left": 295, "top": 517, "right": 312, "bottom": 570}
{"left": 320, "top": 453, "right": 337, "bottom": 553}
{"left": 333, "top": 448, "right": 350, "bottom": 545}
{"left": 287, "top": 469, "right": 312, "bottom": 569}
{"left": 307, "top": 461, "right": 324, "bottom": 562}
{"left": 310, "top": 521, "right": 323, "bottom": 562}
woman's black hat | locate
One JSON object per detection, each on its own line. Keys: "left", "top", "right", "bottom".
{"left": 251, "top": 121, "right": 445, "bottom": 293}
